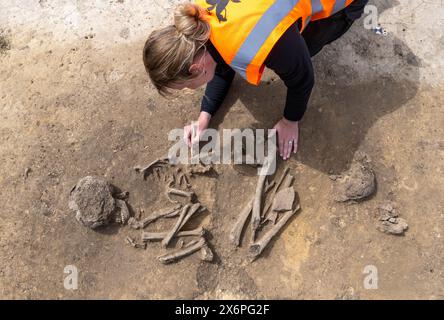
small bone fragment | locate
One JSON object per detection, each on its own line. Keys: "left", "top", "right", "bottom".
{"left": 178, "top": 203, "right": 202, "bottom": 230}
{"left": 229, "top": 200, "right": 253, "bottom": 247}
{"left": 183, "top": 238, "right": 200, "bottom": 248}
{"left": 128, "top": 205, "right": 181, "bottom": 229}
{"left": 177, "top": 172, "right": 191, "bottom": 188}
{"left": 158, "top": 237, "right": 206, "bottom": 264}
{"left": 166, "top": 176, "right": 175, "bottom": 189}
{"left": 167, "top": 188, "right": 195, "bottom": 203}
{"left": 154, "top": 168, "right": 162, "bottom": 180}
{"left": 126, "top": 236, "right": 145, "bottom": 249}
{"left": 164, "top": 209, "right": 181, "bottom": 218}
{"left": 274, "top": 167, "right": 290, "bottom": 193}
{"left": 266, "top": 211, "right": 278, "bottom": 225}
{"left": 126, "top": 236, "right": 136, "bottom": 247}
{"left": 134, "top": 157, "right": 168, "bottom": 179}
{"left": 271, "top": 187, "right": 295, "bottom": 212}
{"left": 200, "top": 245, "right": 214, "bottom": 262}
{"left": 261, "top": 168, "right": 290, "bottom": 219}
{"left": 251, "top": 157, "right": 273, "bottom": 241}
{"left": 172, "top": 170, "right": 178, "bottom": 185}
{"left": 168, "top": 188, "right": 194, "bottom": 197}
{"left": 282, "top": 174, "right": 294, "bottom": 189}
{"left": 263, "top": 173, "right": 294, "bottom": 220}
{"left": 162, "top": 204, "right": 191, "bottom": 247}
{"left": 24, "top": 167, "right": 31, "bottom": 180}
{"left": 263, "top": 176, "right": 295, "bottom": 224}
{"left": 138, "top": 208, "right": 144, "bottom": 220}
{"left": 249, "top": 204, "right": 300, "bottom": 261}
{"left": 141, "top": 227, "right": 205, "bottom": 242}
{"left": 178, "top": 173, "right": 185, "bottom": 186}
{"left": 128, "top": 217, "right": 141, "bottom": 229}
{"left": 189, "top": 164, "right": 212, "bottom": 175}
{"left": 115, "top": 199, "right": 130, "bottom": 225}
{"left": 183, "top": 174, "right": 191, "bottom": 187}
{"left": 264, "top": 179, "right": 275, "bottom": 194}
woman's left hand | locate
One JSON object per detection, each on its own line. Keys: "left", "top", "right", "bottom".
{"left": 273, "top": 118, "right": 299, "bottom": 160}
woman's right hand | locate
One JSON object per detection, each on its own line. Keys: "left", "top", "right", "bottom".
{"left": 183, "top": 111, "right": 212, "bottom": 147}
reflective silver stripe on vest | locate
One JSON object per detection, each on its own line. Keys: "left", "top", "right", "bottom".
{"left": 332, "top": 0, "right": 347, "bottom": 14}
{"left": 230, "top": 0, "right": 301, "bottom": 80}
{"left": 304, "top": 0, "right": 324, "bottom": 29}
{"left": 311, "top": 0, "right": 324, "bottom": 14}
{"left": 230, "top": 0, "right": 347, "bottom": 81}
{"left": 305, "top": 0, "right": 347, "bottom": 28}
{"left": 304, "top": 15, "right": 312, "bottom": 29}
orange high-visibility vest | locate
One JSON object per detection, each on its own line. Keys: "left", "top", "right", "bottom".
{"left": 195, "top": 0, "right": 355, "bottom": 85}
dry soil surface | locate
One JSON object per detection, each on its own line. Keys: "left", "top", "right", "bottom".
{"left": 0, "top": 0, "right": 443, "bottom": 299}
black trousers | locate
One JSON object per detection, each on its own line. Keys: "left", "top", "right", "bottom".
{"left": 301, "top": 0, "right": 369, "bottom": 57}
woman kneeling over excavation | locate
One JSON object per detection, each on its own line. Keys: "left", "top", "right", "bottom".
{"left": 143, "top": 0, "right": 368, "bottom": 160}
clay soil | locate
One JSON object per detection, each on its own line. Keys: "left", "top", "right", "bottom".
{"left": 0, "top": 0, "right": 443, "bottom": 299}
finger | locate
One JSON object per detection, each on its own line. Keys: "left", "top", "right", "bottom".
{"left": 286, "top": 141, "right": 292, "bottom": 159}
{"left": 278, "top": 138, "right": 284, "bottom": 158}
{"left": 293, "top": 134, "right": 298, "bottom": 154}
{"left": 183, "top": 128, "right": 191, "bottom": 147}
{"left": 293, "top": 139, "right": 298, "bottom": 154}
{"left": 193, "top": 128, "right": 202, "bottom": 144}
{"left": 283, "top": 139, "right": 289, "bottom": 160}
{"left": 286, "top": 140, "right": 292, "bottom": 159}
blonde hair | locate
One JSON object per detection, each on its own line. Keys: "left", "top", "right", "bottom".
{"left": 143, "top": 3, "right": 211, "bottom": 95}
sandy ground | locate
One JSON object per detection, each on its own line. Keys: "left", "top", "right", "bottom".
{"left": 0, "top": 0, "right": 443, "bottom": 299}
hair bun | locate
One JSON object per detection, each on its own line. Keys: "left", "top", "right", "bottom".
{"left": 174, "top": 3, "right": 210, "bottom": 42}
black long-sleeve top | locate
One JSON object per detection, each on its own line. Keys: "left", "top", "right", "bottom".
{"left": 201, "top": 21, "right": 314, "bottom": 122}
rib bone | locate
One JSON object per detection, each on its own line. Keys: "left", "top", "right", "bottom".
{"left": 249, "top": 204, "right": 300, "bottom": 261}
{"left": 134, "top": 157, "right": 169, "bottom": 179}
{"left": 141, "top": 227, "right": 205, "bottom": 242}
{"left": 128, "top": 205, "right": 181, "bottom": 229}
{"left": 229, "top": 200, "right": 253, "bottom": 247}
{"left": 251, "top": 156, "right": 274, "bottom": 241}
{"left": 158, "top": 237, "right": 206, "bottom": 264}
{"left": 167, "top": 188, "right": 195, "bottom": 203}
{"left": 161, "top": 204, "right": 190, "bottom": 247}
{"left": 161, "top": 203, "right": 200, "bottom": 247}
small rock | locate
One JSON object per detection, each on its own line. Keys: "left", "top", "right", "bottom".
{"left": 200, "top": 246, "right": 214, "bottom": 262}
{"left": 377, "top": 202, "right": 398, "bottom": 221}
{"left": 332, "top": 153, "right": 376, "bottom": 202}
{"left": 376, "top": 201, "right": 408, "bottom": 235}
{"left": 68, "top": 176, "right": 129, "bottom": 229}
{"left": 23, "top": 167, "right": 31, "bottom": 180}
{"left": 119, "top": 27, "right": 130, "bottom": 39}
{"left": 377, "top": 217, "right": 408, "bottom": 235}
